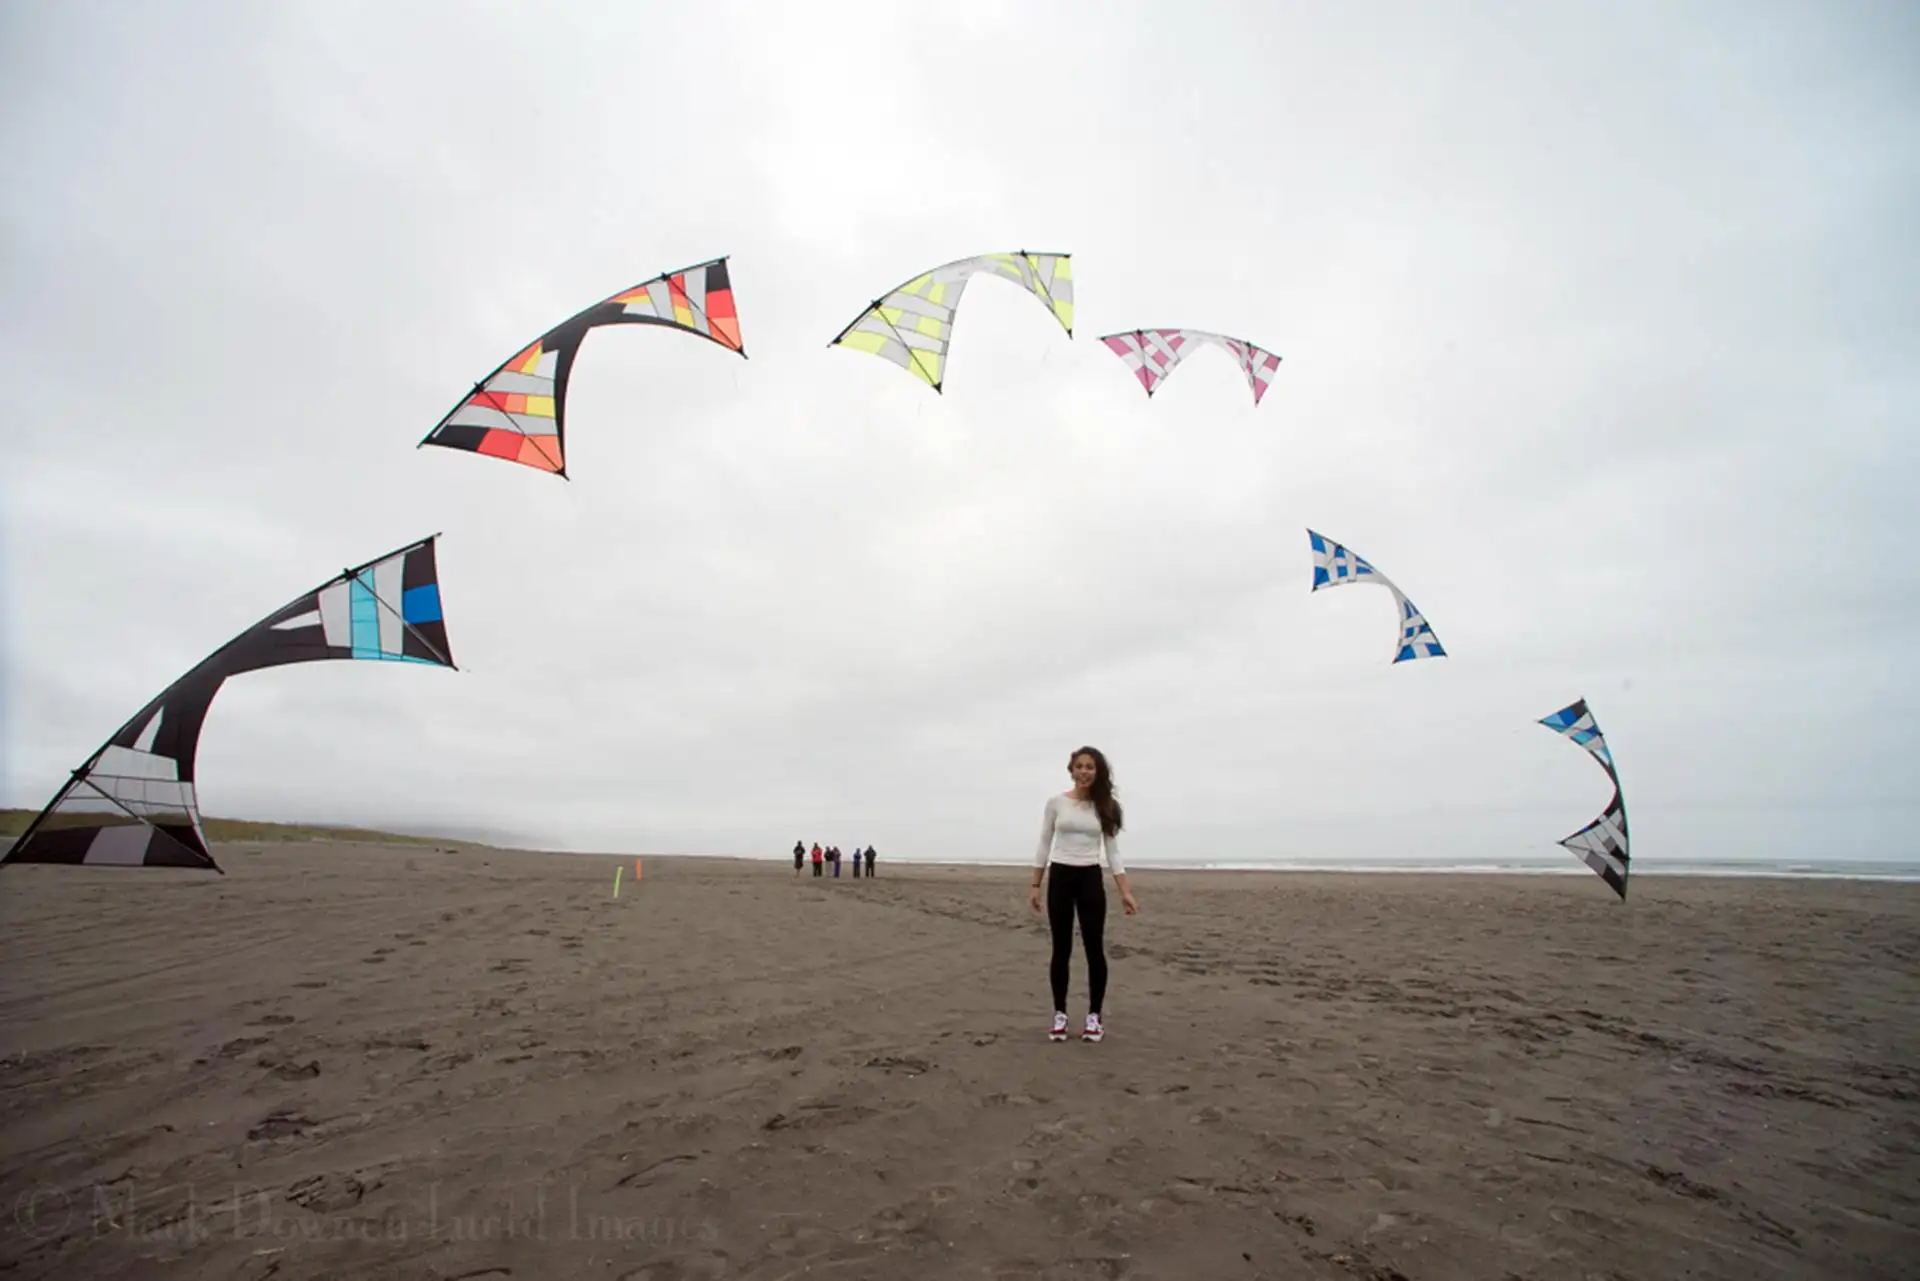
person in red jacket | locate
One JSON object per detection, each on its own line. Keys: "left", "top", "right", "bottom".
{"left": 811, "top": 843, "right": 824, "bottom": 877}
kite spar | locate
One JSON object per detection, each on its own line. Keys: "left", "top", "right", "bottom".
{"left": 2, "top": 537, "right": 458, "bottom": 873}
{"left": 1539, "top": 699, "right": 1631, "bottom": 899}
{"left": 1099, "top": 328, "right": 1282, "bottom": 406}
{"left": 829, "top": 250, "right": 1073, "bottom": 392}
{"left": 1306, "top": 530, "right": 1446, "bottom": 664}
{"left": 420, "top": 257, "right": 746, "bottom": 478}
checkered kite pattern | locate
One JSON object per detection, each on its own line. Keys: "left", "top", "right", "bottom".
{"left": 1540, "top": 698, "right": 1630, "bottom": 899}
{"left": 1, "top": 537, "right": 457, "bottom": 873}
{"left": 1307, "top": 529, "right": 1447, "bottom": 664}
{"left": 829, "top": 251, "right": 1073, "bottom": 392}
{"left": 421, "top": 257, "right": 745, "bottom": 477}
{"left": 1099, "top": 328, "right": 1282, "bottom": 405}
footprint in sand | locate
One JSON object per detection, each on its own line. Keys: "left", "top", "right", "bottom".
{"left": 611, "top": 1256, "right": 730, "bottom": 1281}
{"left": 253, "top": 1014, "right": 297, "bottom": 1027}
{"left": 256, "top": 1053, "right": 321, "bottom": 1080}
{"left": 363, "top": 1035, "right": 430, "bottom": 1052}
{"left": 998, "top": 1160, "right": 1044, "bottom": 1203}
{"left": 216, "top": 1036, "right": 271, "bottom": 1058}
{"left": 285, "top": 1171, "right": 366, "bottom": 1212}
{"left": 247, "top": 1108, "right": 313, "bottom": 1141}
{"left": 293, "top": 981, "right": 328, "bottom": 990}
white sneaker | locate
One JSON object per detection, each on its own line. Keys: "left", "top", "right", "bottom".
{"left": 1048, "top": 1012, "right": 1069, "bottom": 1042}
{"left": 1082, "top": 1013, "right": 1104, "bottom": 1043}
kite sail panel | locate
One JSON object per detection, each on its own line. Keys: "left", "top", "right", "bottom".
{"left": 1099, "top": 328, "right": 1282, "bottom": 405}
{"left": 421, "top": 256, "right": 745, "bottom": 477}
{"left": 1307, "top": 529, "right": 1446, "bottom": 664}
{"left": 829, "top": 250, "right": 1073, "bottom": 392}
{"left": 2, "top": 537, "right": 457, "bottom": 874}
{"left": 1540, "top": 698, "right": 1630, "bottom": 899}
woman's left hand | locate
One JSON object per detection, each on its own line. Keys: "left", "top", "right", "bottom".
{"left": 1121, "top": 891, "right": 1139, "bottom": 915}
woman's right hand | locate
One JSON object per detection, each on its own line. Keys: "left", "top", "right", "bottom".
{"left": 1029, "top": 886, "right": 1042, "bottom": 913}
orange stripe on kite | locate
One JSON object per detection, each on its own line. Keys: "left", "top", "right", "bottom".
{"left": 516, "top": 435, "right": 562, "bottom": 471}
{"left": 477, "top": 429, "right": 523, "bottom": 460}
{"left": 507, "top": 341, "right": 545, "bottom": 374}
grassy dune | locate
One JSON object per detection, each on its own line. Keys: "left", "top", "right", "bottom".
{"left": 0, "top": 808, "right": 466, "bottom": 846}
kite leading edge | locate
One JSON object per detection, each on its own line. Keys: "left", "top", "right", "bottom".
{"left": 1539, "top": 698, "right": 1631, "bottom": 899}
{"left": 1, "top": 537, "right": 458, "bottom": 874}
{"left": 829, "top": 250, "right": 1073, "bottom": 392}
{"left": 1307, "top": 529, "right": 1446, "bottom": 664}
{"left": 420, "top": 256, "right": 745, "bottom": 478}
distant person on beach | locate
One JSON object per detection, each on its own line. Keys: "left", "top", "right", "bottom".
{"left": 793, "top": 840, "right": 805, "bottom": 878}
{"left": 831, "top": 845, "right": 841, "bottom": 878}
{"left": 864, "top": 845, "right": 875, "bottom": 877}
{"left": 1030, "top": 745, "right": 1138, "bottom": 1043}
{"left": 850, "top": 846, "right": 861, "bottom": 878}
{"left": 812, "top": 843, "right": 824, "bottom": 877}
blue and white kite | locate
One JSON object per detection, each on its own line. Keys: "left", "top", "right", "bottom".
{"left": 1539, "top": 698, "right": 1630, "bottom": 899}
{"left": 1306, "top": 529, "right": 1446, "bottom": 664}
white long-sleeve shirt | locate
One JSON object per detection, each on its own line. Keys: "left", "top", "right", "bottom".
{"left": 1033, "top": 794, "right": 1125, "bottom": 875}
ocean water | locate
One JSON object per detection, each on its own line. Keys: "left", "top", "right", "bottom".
{"left": 1159, "top": 857, "right": 1920, "bottom": 881}
{"left": 878, "top": 853, "right": 1920, "bottom": 881}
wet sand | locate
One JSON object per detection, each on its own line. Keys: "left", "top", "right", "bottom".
{"left": 1, "top": 844, "right": 1916, "bottom": 1279}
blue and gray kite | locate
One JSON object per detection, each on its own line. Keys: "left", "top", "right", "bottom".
{"left": 1539, "top": 698, "right": 1630, "bottom": 899}
{"left": 1306, "top": 529, "right": 1446, "bottom": 664}
{"left": 1, "top": 536, "right": 457, "bottom": 874}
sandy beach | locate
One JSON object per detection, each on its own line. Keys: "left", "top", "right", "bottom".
{"left": 0, "top": 844, "right": 1915, "bottom": 1280}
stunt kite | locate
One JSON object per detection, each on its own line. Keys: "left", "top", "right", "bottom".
{"left": 830, "top": 250, "right": 1073, "bottom": 392}
{"left": 1307, "top": 529, "right": 1446, "bottom": 664}
{"left": 2, "top": 537, "right": 458, "bottom": 873}
{"left": 1539, "top": 699, "right": 1631, "bottom": 899}
{"left": 1100, "top": 328, "right": 1282, "bottom": 405}
{"left": 421, "top": 257, "right": 745, "bottom": 477}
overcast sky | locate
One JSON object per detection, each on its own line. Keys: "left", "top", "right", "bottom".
{"left": 4, "top": 1, "right": 1916, "bottom": 870}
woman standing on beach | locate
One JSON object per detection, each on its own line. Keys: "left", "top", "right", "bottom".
{"left": 1030, "top": 746, "right": 1138, "bottom": 1043}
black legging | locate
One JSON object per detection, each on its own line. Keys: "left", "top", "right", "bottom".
{"left": 1047, "top": 863, "right": 1108, "bottom": 1015}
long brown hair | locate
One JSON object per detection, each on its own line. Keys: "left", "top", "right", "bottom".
{"left": 1072, "top": 746, "right": 1125, "bottom": 839}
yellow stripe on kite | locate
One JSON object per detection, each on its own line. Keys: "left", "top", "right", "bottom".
{"left": 908, "top": 350, "right": 942, "bottom": 385}
{"left": 837, "top": 330, "right": 889, "bottom": 354}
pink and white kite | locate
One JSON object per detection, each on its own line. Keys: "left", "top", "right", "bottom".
{"left": 1098, "top": 328, "right": 1282, "bottom": 405}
